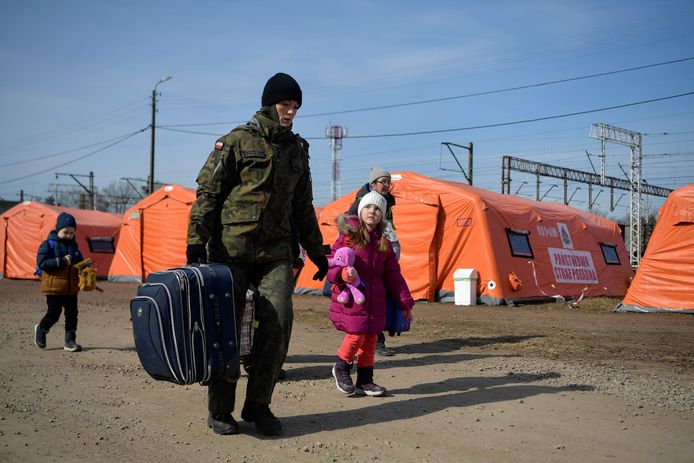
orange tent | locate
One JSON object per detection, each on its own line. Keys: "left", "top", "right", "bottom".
{"left": 296, "top": 171, "right": 633, "bottom": 304}
{"left": 617, "top": 184, "right": 694, "bottom": 313}
{"left": 108, "top": 185, "right": 195, "bottom": 282}
{"left": 1, "top": 202, "right": 121, "bottom": 279}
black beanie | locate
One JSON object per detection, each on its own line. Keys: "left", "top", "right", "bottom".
{"left": 261, "top": 73, "right": 302, "bottom": 108}
{"left": 56, "top": 212, "right": 77, "bottom": 231}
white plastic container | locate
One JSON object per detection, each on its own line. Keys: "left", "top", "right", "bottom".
{"left": 453, "top": 269, "right": 478, "bottom": 306}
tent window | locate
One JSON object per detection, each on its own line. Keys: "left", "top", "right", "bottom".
{"left": 88, "top": 237, "right": 115, "bottom": 253}
{"left": 457, "top": 218, "right": 472, "bottom": 227}
{"left": 600, "top": 243, "right": 620, "bottom": 265}
{"left": 506, "top": 228, "right": 533, "bottom": 258}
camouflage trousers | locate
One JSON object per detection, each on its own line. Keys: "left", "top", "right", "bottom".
{"left": 208, "top": 259, "right": 294, "bottom": 414}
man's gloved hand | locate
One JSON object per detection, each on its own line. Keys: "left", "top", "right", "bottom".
{"left": 292, "top": 257, "right": 305, "bottom": 271}
{"left": 186, "top": 244, "right": 207, "bottom": 265}
{"left": 311, "top": 255, "right": 329, "bottom": 281}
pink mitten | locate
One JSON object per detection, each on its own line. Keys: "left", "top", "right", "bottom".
{"left": 341, "top": 267, "right": 357, "bottom": 284}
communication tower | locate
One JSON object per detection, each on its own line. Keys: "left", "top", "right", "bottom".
{"left": 326, "top": 125, "right": 348, "bottom": 201}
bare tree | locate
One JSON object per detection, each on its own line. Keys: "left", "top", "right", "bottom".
{"left": 47, "top": 183, "right": 83, "bottom": 208}
{"left": 100, "top": 180, "right": 137, "bottom": 214}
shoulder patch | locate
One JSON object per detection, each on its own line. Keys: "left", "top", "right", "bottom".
{"left": 214, "top": 141, "right": 224, "bottom": 150}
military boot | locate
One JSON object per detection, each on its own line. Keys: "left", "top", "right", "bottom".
{"left": 355, "top": 367, "right": 387, "bottom": 396}
{"left": 207, "top": 413, "right": 239, "bottom": 435}
{"left": 241, "top": 400, "right": 282, "bottom": 436}
{"left": 64, "top": 330, "right": 82, "bottom": 352}
{"left": 34, "top": 324, "right": 47, "bottom": 349}
{"left": 332, "top": 358, "right": 355, "bottom": 394}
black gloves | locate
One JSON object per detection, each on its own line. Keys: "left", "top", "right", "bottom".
{"left": 186, "top": 244, "right": 207, "bottom": 265}
{"left": 311, "top": 255, "right": 329, "bottom": 281}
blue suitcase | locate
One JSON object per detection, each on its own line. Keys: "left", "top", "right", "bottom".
{"left": 130, "top": 264, "right": 239, "bottom": 385}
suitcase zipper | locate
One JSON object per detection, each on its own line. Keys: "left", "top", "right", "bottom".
{"left": 131, "top": 293, "right": 182, "bottom": 383}
{"left": 151, "top": 280, "right": 187, "bottom": 383}
{"left": 173, "top": 269, "right": 197, "bottom": 384}
{"left": 187, "top": 266, "right": 212, "bottom": 383}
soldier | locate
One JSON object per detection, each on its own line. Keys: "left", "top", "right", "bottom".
{"left": 186, "top": 72, "right": 329, "bottom": 436}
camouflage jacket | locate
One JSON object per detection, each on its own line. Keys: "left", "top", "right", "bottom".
{"left": 187, "top": 108, "right": 324, "bottom": 264}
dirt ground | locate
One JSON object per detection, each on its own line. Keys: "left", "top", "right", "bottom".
{"left": 1, "top": 279, "right": 693, "bottom": 463}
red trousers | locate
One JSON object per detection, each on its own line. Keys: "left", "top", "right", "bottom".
{"left": 337, "top": 333, "right": 377, "bottom": 368}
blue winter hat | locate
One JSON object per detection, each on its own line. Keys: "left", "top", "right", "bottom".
{"left": 56, "top": 212, "right": 77, "bottom": 231}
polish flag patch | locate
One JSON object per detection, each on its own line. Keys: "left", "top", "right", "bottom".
{"left": 214, "top": 141, "right": 224, "bottom": 150}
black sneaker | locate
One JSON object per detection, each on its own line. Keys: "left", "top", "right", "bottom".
{"left": 207, "top": 413, "right": 239, "bottom": 435}
{"left": 355, "top": 366, "right": 387, "bottom": 396}
{"left": 34, "top": 324, "right": 46, "bottom": 349}
{"left": 241, "top": 400, "right": 282, "bottom": 436}
{"left": 355, "top": 382, "right": 387, "bottom": 397}
{"left": 64, "top": 339, "right": 82, "bottom": 352}
{"left": 64, "top": 330, "right": 82, "bottom": 352}
{"left": 332, "top": 359, "right": 355, "bottom": 394}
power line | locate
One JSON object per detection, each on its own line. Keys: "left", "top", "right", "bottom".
{"left": 299, "top": 57, "right": 694, "bottom": 118}
{"left": 160, "top": 120, "right": 246, "bottom": 129}
{"left": 644, "top": 130, "right": 694, "bottom": 136}
{"left": 0, "top": 127, "right": 148, "bottom": 185}
{"left": 158, "top": 127, "right": 222, "bottom": 136}
{"left": 8, "top": 98, "right": 149, "bottom": 153}
{"left": 157, "top": 92, "right": 694, "bottom": 142}
{"left": 158, "top": 56, "right": 694, "bottom": 128}
{"left": 0, "top": 131, "right": 149, "bottom": 168}
{"left": 340, "top": 91, "right": 694, "bottom": 139}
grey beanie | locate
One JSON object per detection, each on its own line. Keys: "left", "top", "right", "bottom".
{"left": 357, "top": 191, "right": 387, "bottom": 220}
{"left": 368, "top": 166, "right": 391, "bottom": 185}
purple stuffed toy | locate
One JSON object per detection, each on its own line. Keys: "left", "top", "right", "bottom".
{"left": 328, "top": 247, "right": 365, "bottom": 305}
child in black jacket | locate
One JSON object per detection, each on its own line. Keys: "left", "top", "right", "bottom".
{"left": 34, "top": 212, "right": 84, "bottom": 352}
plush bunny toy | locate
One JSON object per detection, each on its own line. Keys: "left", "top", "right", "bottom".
{"left": 328, "top": 247, "right": 365, "bottom": 305}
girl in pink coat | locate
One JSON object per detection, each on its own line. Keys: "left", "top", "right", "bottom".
{"left": 327, "top": 191, "right": 414, "bottom": 396}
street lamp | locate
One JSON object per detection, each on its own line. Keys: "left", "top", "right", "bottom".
{"left": 149, "top": 75, "right": 172, "bottom": 194}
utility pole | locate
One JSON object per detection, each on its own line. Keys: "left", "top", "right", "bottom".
{"left": 121, "top": 177, "right": 148, "bottom": 200}
{"left": 441, "top": 142, "right": 473, "bottom": 185}
{"left": 55, "top": 172, "right": 95, "bottom": 209}
{"left": 150, "top": 76, "right": 172, "bottom": 195}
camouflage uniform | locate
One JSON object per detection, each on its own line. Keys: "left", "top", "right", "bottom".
{"left": 188, "top": 106, "right": 324, "bottom": 415}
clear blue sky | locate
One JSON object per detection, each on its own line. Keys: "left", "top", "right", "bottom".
{"left": 1, "top": 0, "right": 693, "bottom": 219}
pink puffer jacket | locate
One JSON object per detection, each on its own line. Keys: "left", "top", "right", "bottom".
{"left": 327, "top": 215, "right": 414, "bottom": 334}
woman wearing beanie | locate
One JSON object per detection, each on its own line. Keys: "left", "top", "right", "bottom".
{"left": 327, "top": 191, "right": 414, "bottom": 396}
{"left": 346, "top": 167, "right": 400, "bottom": 356}
{"left": 186, "top": 72, "right": 328, "bottom": 436}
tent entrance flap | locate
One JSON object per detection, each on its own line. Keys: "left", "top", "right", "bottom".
{"left": 393, "top": 198, "right": 440, "bottom": 301}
